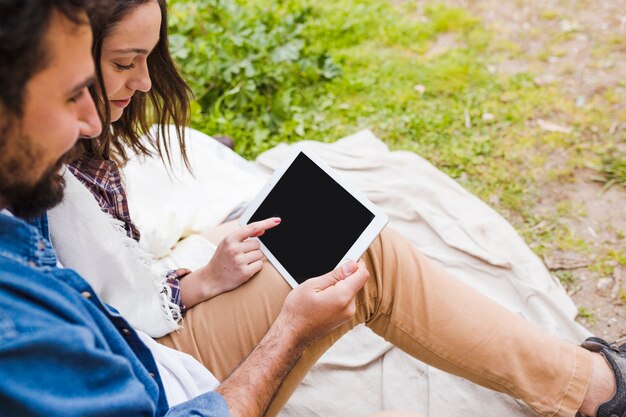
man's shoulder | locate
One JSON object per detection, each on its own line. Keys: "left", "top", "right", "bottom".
{"left": 0, "top": 255, "right": 58, "bottom": 293}
{"left": 0, "top": 258, "right": 90, "bottom": 342}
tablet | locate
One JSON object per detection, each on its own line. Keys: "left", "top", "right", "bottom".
{"left": 239, "top": 145, "right": 388, "bottom": 288}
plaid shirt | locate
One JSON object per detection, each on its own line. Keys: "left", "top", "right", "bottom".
{"left": 68, "top": 157, "right": 189, "bottom": 315}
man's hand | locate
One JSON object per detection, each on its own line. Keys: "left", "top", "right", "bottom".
{"left": 278, "top": 259, "right": 370, "bottom": 348}
{"left": 217, "top": 260, "right": 370, "bottom": 417}
{"left": 179, "top": 218, "right": 280, "bottom": 308}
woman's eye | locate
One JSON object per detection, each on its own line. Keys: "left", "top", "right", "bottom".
{"left": 114, "top": 62, "right": 135, "bottom": 71}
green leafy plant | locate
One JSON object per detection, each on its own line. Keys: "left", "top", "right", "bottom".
{"left": 598, "top": 151, "right": 626, "bottom": 188}
{"left": 577, "top": 306, "right": 596, "bottom": 324}
{"left": 168, "top": 0, "right": 341, "bottom": 157}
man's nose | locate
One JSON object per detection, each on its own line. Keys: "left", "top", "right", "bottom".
{"left": 78, "top": 88, "right": 102, "bottom": 139}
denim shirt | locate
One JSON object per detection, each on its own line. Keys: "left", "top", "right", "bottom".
{"left": 0, "top": 212, "right": 230, "bottom": 417}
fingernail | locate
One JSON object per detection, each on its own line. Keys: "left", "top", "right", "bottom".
{"left": 342, "top": 260, "right": 354, "bottom": 275}
{"left": 274, "top": 217, "right": 281, "bottom": 224}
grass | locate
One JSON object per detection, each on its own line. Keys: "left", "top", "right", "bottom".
{"left": 555, "top": 270, "right": 575, "bottom": 286}
{"left": 173, "top": 0, "right": 625, "bottom": 266}
{"left": 298, "top": 2, "right": 622, "bottom": 261}
{"left": 598, "top": 152, "right": 626, "bottom": 187}
{"left": 577, "top": 306, "right": 596, "bottom": 325}
{"left": 276, "top": 1, "right": 547, "bottom": 217}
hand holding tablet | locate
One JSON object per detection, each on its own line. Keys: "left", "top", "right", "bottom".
{"left": 239, "top": 145, "right": 388, "bottom": 288}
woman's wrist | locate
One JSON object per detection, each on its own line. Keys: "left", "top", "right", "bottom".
{"left": 179, "top": 266, "right": 219, "bottom": 308}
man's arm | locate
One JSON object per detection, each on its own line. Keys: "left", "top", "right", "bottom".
{"left": 215, "top": 316, "right": 303, "bottom": 417}
{"left": 0, "top": 265, "right": 229, "bottom": 417}
{"left": 215, "top": 259, "right": 370, "bottom": 417}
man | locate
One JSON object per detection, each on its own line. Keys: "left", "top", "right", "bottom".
{"left": 1, "top": 2, "right": 626, "bottom": 417}
{"left": 0, "top": 1, "right": 372, "bottom": 416}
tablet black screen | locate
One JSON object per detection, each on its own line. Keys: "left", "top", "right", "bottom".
{"left": 248, "top": 152, "right": 375, "bottom": 283}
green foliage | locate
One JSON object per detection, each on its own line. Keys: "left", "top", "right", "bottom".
{"left": 589, "top": 250, "right": 626, "bottom": 277}
{"left": 167, "top": 0, "right": 617, "bottom": 252}
{"left": 167, "top": 0, "right": 495, "bottom": 159}
{"left": 165, "top": 0, "right": 626, "bottom": 307}
{"left": 554, "top": 270, "right": 575, "bottom": 286}
{"left": 598, "top": 151, "right": 626, "bottom": 187}
{"left": 168, "top": 0, "right": 341, "bottom": 156}
{"left": 577, "top": 306, "right": 596, "bottom": 324}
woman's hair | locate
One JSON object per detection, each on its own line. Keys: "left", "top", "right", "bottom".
{"left": 83, "top": 0, "right": 191, "bottom": 167}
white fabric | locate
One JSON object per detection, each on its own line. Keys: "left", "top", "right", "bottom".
{"left": 135, "top": 329, "right": 219, "bottom": 407}
{"left": 47, "top": 169, "right": 221, "bottom": 404}
{"left": 156, "top": 234, "right": 218, "bottom": 272}
{"left": 121, "top": 128, "right": 590, "bottom": 416}
{"left": 1, "top": 209, "right": 12, "bottom": 217}
{"left": 123, "top": 125, "right": 267, "bottom": 259}
{"left": 45, "top": 128, "right": 268, "bottom": 406}
{"left": 48, "top": 170, "right": 181, "bottom": 338}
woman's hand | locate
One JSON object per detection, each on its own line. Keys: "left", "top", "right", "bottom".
{"left": 205, "top": 217, "right": 281, "bottom": 292}
{"left": 179, "top": 217, "right": 281, "bottom": 308}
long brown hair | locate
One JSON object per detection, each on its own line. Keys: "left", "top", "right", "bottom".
{"left": 83, "top": 0, "right": 191, "bottom": 167}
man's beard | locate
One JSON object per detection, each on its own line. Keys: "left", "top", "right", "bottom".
{"left": 4, "top": 162, "right": 67, "bottom": 218}
{"left": 0, "top": 125, "right": 76, "bottom": 218}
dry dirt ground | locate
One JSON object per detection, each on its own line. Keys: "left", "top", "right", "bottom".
{"left": 411, "top": 0, "right": 626, "bottom": 340}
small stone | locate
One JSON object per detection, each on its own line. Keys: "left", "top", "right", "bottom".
{"left": 413, "top": 84, "right": 426, "bottom": 94}
{"left": 482, "top": 112, "right": 495, "bottom": 122}
{"left": 534, "top": 74, "right": 557, "bottom": 86}
{"left": 537, "top": 119, "right": 572, "bottom": 134}
{"left": 596, "top": 277, "right": 615, "bottom": 297}
{"left": 560, "top": 19, "right": 580, "bottom": 33}
{"left": 600, "top": 60, "right": 614, "bottom": 69}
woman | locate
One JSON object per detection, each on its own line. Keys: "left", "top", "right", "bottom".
{"left": 47, "top": 1, "right": 615, "bottom": 416}
{"left": 65, "top": 0, "right": 276, "bottom": 332}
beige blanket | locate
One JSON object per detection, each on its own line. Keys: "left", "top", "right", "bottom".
{"left": 258, "top": 131, "right": 590, "bottom": 417}
{"left": 124, "top": 128, "right": 589, "bottom": 417}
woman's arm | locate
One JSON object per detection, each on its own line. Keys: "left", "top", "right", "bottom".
{"left": 179, "top": 217, "right": 281, "bottom": 308}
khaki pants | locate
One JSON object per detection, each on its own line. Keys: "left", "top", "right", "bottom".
{"left": 158, "top": 225, "right": 592, "bottom": 417}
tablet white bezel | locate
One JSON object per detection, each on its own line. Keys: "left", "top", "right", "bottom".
{"left": 239, "top": 144, "right": 389, "bottom": 288}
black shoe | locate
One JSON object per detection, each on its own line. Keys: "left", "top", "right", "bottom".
{"left": 581, "top": 337, "right": 626, "bottom": 417}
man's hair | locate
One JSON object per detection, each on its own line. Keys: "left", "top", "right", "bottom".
{"left": 0, "top": 0, "right": 111, "bottom": 121}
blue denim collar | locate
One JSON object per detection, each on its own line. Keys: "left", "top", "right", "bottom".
{"left": 0, "top": 212, "right": 58, "bottom": 270}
